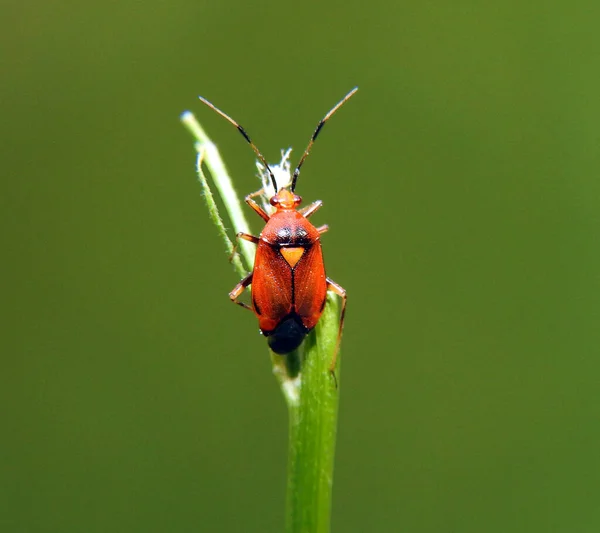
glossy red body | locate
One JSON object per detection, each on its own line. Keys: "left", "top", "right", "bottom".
{"left": 252, "top": 207, "right": 327, "bottom": 341}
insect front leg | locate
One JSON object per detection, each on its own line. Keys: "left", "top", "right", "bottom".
{"left": 300, "top": 200, "right": 323, "bottom": 218}
{"left": 229, "top": 272, "right": 253, "bottom": 311}
{"left": 325, "top": 277, "right": 347, "bottom": 374}
{"left": 245, "top": 193, "right": 270, "bottom": 223}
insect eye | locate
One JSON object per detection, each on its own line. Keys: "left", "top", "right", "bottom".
{"left": 270, "top": 197, "right": 279, "bottom": 207}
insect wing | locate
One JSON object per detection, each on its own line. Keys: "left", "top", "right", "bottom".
{"left": 292, "top": 241, "right": 327, "bottom": 330}
{"left": 251, "top": 240, "right": 293, "bottom": 332}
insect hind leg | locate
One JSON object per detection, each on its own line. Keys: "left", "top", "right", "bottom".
{"left": 229, "top": 272, "right": 253, "bottom": 311}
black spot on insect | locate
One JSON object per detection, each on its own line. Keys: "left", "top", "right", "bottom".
{"left": 276, "top": 226, "right": 292, "bottom": 242}
{"left": 292, "top": 226, "right": 310, "bottom": 246}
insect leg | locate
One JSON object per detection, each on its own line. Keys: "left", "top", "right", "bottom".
{"left": 299, "top": 200, "right": 323, "bottom": 218}
{"left": 246, "top": 188, "right": 264, "bottom": 200}
{"left": 229, "top": 232, "right": 259, "bottom": 263}
{"left": 238, "top": 232, "right": 259, "bottom": 243}
{"left": 229, "top": 272, "right": 253, "bottom": 311}
{"left": 325, "top": 277, "right": 347, "bottom": 374}
{"left": 316, "top": 224, "right": 329, "bottom": 235}
{"left": 245, "top": 195, "right": 270, "bottom": 223}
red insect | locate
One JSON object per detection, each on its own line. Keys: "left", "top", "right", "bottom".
{"left": 198, "top": 88, "right": 357, "bottom": 372}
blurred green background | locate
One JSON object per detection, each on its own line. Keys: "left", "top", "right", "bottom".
{"left": 2, "top": 0, "right": 600, "bottom": 531}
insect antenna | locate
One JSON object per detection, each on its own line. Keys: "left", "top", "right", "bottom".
{"left": 291, "top": 87, "right": 358, "bottom": 192}
{"left": 198, "top": 96, "right": 279, "bottom": 192}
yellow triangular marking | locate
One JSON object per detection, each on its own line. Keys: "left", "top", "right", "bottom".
{"left": 280, "top": 247, "right": 305, "bottom": 268}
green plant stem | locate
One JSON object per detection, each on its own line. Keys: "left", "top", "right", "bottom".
{"left": 181, "top": 109, "right": 343, "bottom": 533}
{"left": 284, "top": 293, "right": 341, "bottom": 533}
{"left": 194, "top": 149, "right": 246, "bottom": 277}
{"left": 180, "top": 111, "right": 255, "bottom": 269}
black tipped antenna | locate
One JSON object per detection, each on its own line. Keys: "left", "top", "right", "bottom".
{"left": 291, "top": 87, "right": 358, "bottom": 192}
{"left": 198, "top": 96, "right": 278, "bottom": 192}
